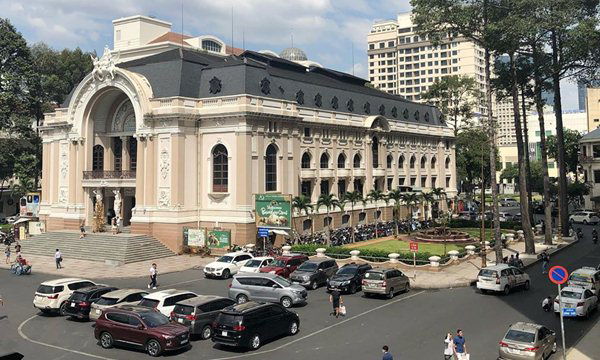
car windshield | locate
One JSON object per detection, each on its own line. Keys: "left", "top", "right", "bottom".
{"left": 244, "top": 260, "right": 263, "bottom": 268}
{"left": 478, "top": 269, "right": 497, "bottom": 277}
{"left": 560, "top": 291, "right": 582, "bottom": 300}
{"left": 364, "top": 272, "right": 384, "bottom": 280}
{"left": 217, "top": 256, "right": 234, "bottom": 263}
{"left": 337, "top": 267, "right": 358, "bottom": 275}
{"left": 272, "top": 259, "right": 287, "bottom": 267}
{"left": 95, "top": 297, "right": 118, "bottom": 306}
{"left": 71, "top": 292, "right": 87, "bottom": 302}
{"left": 298, "top": 262, "right": 318, "bottom": 271}
{"left": 274, "top": 276, "right": 292, "bottom": 287}
{"left": 140, "top": 312, "right": 170, "bottom": 328}
{"left": 138, "top": 298, "right": 160, "bottom": 308}
{"left": 570, "top": 274, "right": 593, "bottom": 283}
{"left": 173, "top": 304, "right": 194, "bottom": 315}
{"left": 504, "top": 329, "right": 535, "bottom": 343}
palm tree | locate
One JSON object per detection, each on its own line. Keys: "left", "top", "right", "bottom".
{"left": 367, "top": 189, "right": 385, "bottom": 239}
{"left": 430, "top": 187, "right": 446, "bottom": 221}
{"left": 401, "top": 192, "right": 420, "bottom": 235}
{"left": 316, "top": 194, "right": 340, "bottom": 245}
{"left": 342, "top": 191, "right": 362, "bottom": 243}
{"left": 292, "top": 195, "right": 313, "bottom": 242}
{"left": 387, "top": 189, "right": 403, "bottom": 235}
{"left": 421, "top": 192, "right": 435, "bottom": 221}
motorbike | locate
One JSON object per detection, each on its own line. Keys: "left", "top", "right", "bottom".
{"left": 1, "top": 231, "right": 14, "bottom": 246}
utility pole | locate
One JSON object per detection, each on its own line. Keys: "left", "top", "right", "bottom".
{"left": 481, "top": 146, "right": 486, "bottom": 267}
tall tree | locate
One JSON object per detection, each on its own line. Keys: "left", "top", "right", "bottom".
{"left": 401, "top": 192, "right": 420, "bottom": 235}
{"left": 316, "top": 194, "right": 340, "bottom": 246}
{"left": 342, "top": 191, "right": 362, "bottom": 242}
{"left": 430, "top": 187, "right": 446, "bottom": 220}
{"left": 455, "top": 127, "right": 497, "bottom": 194}
{"left": 547, "top": 129, "right": 583, "bottom": 179}
{"left": 387, "top": 189, "right": 404, "bottom": 234}
{"left": 420, "top": 75, "right": 481, "bottom": 136}
{"left": 367, "top": 189, "right": 386, "bottom": 239}
{"left": 292, "top": 195, "right": 313, "bottom": 241}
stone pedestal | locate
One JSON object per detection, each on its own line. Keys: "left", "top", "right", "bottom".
{"left": 316, "top": 248, "right": 326, "bottom": 257}
{"left": 429, "top": 256, "right": 441, "bottom": 267}
{"left": 282, "top": 245, "right": 291, "bottom": 255}
{"left": 465, "top": 245, "right": 476, "bottom": 256}
{"left": 447, "top": 250, "right": 459, "bottom": 261}
{"left": 349, "top": 250, "right": 360, "bottom": 261}
{"left": 388, "top": 253, "right": 400, "bottom": 263}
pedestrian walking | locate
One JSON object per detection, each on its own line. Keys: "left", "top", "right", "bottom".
{"left": 382, "top": 345, "right": 393, "bottom": 360}
{"left": 111, "top": 217, "right": 117, "bottom": 235}
{"left": 329, "top": 288, "right": 343, "bottom": 318}
{"left": 515, "top": 253, "right": 524, "bottom": 269}
{"left": 508, "top": 254, "right": 516, "bottom": 267}
{"left": 148, "top": 263, "right": 158, "bottom": 289}
{"left": 542, "top": 296, "right": 553, "bottom": 312}
{"left": 54, "top": 249, "right": 62, "bottom": 269}
{"left": 444, "top": 333, "right": 454, "bottom": 360}
{"left": 4, "top": 246, "right": 10, "bottom": 264}
{"left": 540, "top": 250, "right": 550, "bottom": 274}
{"left": 453, "top": 329, "right": 468, "bottom": 360}
{"left": 80, "top": 221, "right": 86, "bottom": 239}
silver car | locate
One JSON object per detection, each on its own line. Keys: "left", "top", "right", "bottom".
{"left": 229, "top": 273, "right": 308, "bottom": 308}
{"left": 89, "top": 289, "right": 148, "bottom": 321}
{"left": 498, "top": 322, "right": 556, "bottom": 360}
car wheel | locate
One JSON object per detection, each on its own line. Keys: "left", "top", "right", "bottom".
{"left": 201, "top": 325, "right": 213, "bottom": 340}
{"left": 503, "top": 285, "right": 510, "bottom": 295}
{"left": 310, "top": 281, "right": 318, "bottom": 290}
{"left": 237, "top": 294, "right": 249, "bottom": 304}
{"left": 289, "top": 321, "right": 299, "bottom": 335}
{"left": 146, "top": 339, "right": 162, "bottom": 357}
{"left": 405, "top": 282, "right": 411, "bottom": 292}
{"left": 387, "top": 288, "right": 395, "bottom": 299}
{"left": 100, "top": 332, "right": 113, "bottom": 349}
{"left": 250, "top": 334, "right": 261, "bottom": 350}
{"left": 221, "top": 269, "right": 231, "bottom": 279}
{"left": 349, "top": 283, "right": 357, "bottom": 294}
{"left": 59, "top": 302, "right": 68, "bottom": 316}
{"left": 281, "top": 296, "right": 293, "bottom": 308}
{"left": 524, "top": 281, "right": 530, "bottom": 290}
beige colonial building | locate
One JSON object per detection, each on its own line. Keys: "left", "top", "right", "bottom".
{"left": 40, "top": 15, "right": 456, "bottom": 252}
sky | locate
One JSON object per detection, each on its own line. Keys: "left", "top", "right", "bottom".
{"left": 1, "top": 0, "right": 580, "bottom": 110}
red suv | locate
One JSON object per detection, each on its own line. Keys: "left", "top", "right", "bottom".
{"left": 94, "top": 305, "right": 190, "bottom": 357}
{"left": 259, "top": 254, "right": 308, "bottom": 278}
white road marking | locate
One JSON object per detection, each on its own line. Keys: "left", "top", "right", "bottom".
{"left": 207, "top": 290, "right": 426, "bottom": 360}
{"left": 17, "top": 314, "right": 117, "bottom": 360}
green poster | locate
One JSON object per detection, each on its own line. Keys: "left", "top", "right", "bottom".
{"left": 255, "top": 194, "right": 292, "bottom": 229}
{"left": 207, "top": 230, "right": 231, "bottom": 248}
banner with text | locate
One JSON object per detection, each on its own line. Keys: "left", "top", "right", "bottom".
{"left": 207, "top": 230, "right": 231, "bottom": 248}
{"left": 255, "top": 194, "right": 292, "bottom": 229}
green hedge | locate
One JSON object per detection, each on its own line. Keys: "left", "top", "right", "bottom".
{"left": 291, "top": 244, "right": 441, "bottom": 262}
{"left": 448, "top": 219, "right": 522, "bottom": 230}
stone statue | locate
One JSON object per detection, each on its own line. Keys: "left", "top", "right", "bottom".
{"left": 113, "top": 190, "right": 122, "bottom": 219}
{"left": 91, "top": 46, "right": 120, "bottom": 82}
{"left": 92, "top": 189, "right": 105, "bottom": 233}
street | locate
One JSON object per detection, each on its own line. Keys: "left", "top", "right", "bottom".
{"left": 0, "top": 225, "right": 599, "bottom": 360}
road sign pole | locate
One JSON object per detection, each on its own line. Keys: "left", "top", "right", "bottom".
{"left": 413, "top": 252, "right": 416, "bottom": 280}
{"left": 558, "top": 283, "right": 566, "bottom": 360}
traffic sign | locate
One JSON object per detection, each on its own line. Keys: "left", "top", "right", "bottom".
{"left": 257, "top": 227, "right": 269, "bottom": 237}
{"left": 549, "top": 266, "right": 569, "bottom": 285}
{"left": 409, "top": 242, "right": 418, "bottom": 252}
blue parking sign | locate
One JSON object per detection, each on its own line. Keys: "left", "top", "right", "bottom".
{"left": 562, "top": 308, "right": 577, "bottom": 317}
{"left": 257, "top": 227, "right": 269, "bottom": 237}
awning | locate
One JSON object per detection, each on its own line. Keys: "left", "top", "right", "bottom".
{"left": 270, "top": 229, "right": 289, "bottom": 236}
{"left": 13, "top": 218, "right": 31, "bottom": 225}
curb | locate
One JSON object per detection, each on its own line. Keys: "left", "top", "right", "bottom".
{"left": 521, "top": 237, "right": 579, "bottom": 270}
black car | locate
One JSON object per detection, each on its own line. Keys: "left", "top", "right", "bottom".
{"left": 327, "top": 263, "right": 372, "bottom": 293}
{"left": 64, "top": 285, "right": 118, "bottom": 320}
{"left": 289, "top": 258, "right": 338, "bottom": 290}
{"left": 170, "top": 295, "right": 236, "bottom": 339}
{"left": 212, "top": 301, "right": 299, "bottom": 350}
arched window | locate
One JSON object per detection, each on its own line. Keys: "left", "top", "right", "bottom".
{"left": 445, "top": 156, "right": 451, "bottom": 169}
{"left": 301, "top": 152, "right": 311, "bottom": 169}
{"left": 337, "top": 153, "right": 346, "bottom": 169}
{"left": 386, "top": 154, "right": 393, "bottom": 169}
{"left": 431, "top": 157, "right": 437, "bottom": 169}
{"left": 372, "top": 136, "right": 379, "bottom": 168}
{"left": 202, "top": 39, "right": 222, "bottom": 53}
{"left": 420, "top": 156, "right": 427, "bottom": 169}
{"left": 324, "top": 216, "right": 332, "bottom": 227}
{"left": 265, "top": 144, "right": 277, "bottom": 191}
{"left": 212, "top": 144, "right": 228, "bottom": 192}
{"left": 398, "top": 155, "right": 405, "bottom": 169}
{"left": 320, "top": 153, "right": 329, "bottom": 169}
{"left": 353, "top": 154, "right": 361, "bottom": 168}
{"left": 375, "top": 210, "right": 382, "bottom": 220}
{"left": 303, "top": 219, "right": 312, "bottom": 232}
{"left": 341, "top": 214, "right": 350, "bottom": 226}
{"left": 409, "top": 155, "right": 416, "bottom": 169}
{"left": 92, "top": 145, "right": 104, "bottom": 171}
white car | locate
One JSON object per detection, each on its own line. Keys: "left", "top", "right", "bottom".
{"left": 553, "top": 286, "right": 598, "bottom": 318}
{"left": 89, "top": 289, "right": 149, "bottom": 321}
{"left": 499, "top": 198, "right": 519, "bottom": 207}
{"left": 239, "top": 256, "right": 274, "bottom": 273}
{"left": 476, "top": 264, "right": 531, "bottom": 295}
{"left": 33, "top": 278, "right": 96, "bottom": 315}
{"left": 138, "top": 289, "right": 197, "bottom": 317}
{"left": 498, "top": 212, "right": 514, "bottom": 222}
{"left": 203, "top": 252, "right": 254, "bottom": 279}
{"left": 568, "top": 267, "right": 600, "bottom": 296}
{"left": 569, "top": 211, "right": 600, "bottom": 224}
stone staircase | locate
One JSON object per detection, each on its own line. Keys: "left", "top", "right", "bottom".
{"left": 15, "top": 231, "right": 175, "bottom": 264}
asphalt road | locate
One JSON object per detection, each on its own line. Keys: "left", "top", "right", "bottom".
{"left": 1, "top": 224, "right": 600, "bottom": 360}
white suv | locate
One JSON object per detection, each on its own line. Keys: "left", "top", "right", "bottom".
{"left": 476, "top": 264, "right": 531, "bottom": 295}
{"left": 33, "top": 278, "right": 96, "bottom": 315}
{"left": 203, "top": 252, "right": 254, "bottom": 279}
{"left": 569, "top": 211, "right": 600, "bottom": 225}
{"left": 138, "top": 289, "right": 197, "bottom": 317}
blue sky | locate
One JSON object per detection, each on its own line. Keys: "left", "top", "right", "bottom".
{"left": 1, "top": 0, "right": 579, "bottom": 110}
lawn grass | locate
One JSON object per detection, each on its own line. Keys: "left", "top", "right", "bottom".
{"left": 0, "top": 224, "right": 11, "bottom": 232}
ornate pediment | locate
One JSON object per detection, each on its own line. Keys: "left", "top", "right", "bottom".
{"left": 91, "top": 46, "right": 120, "bottom": 83}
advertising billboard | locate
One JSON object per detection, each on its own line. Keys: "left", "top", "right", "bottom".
{"left": 254, "top": 194, "right": 292, "bottom": 229}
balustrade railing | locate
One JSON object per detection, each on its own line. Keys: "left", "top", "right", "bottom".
{"left": 83, "top": 170, "right": 136, "bottom": 180}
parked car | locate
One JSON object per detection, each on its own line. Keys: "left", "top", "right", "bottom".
{"left": 229, "top": 273, "right": 307, "bottom": 308}
{"left": 327, "top": 263, "right": 372, "bottom": 294}
{"left": 362, "top": 268, "right": 410, "bottom": 299}
{"left": 499, "top": 198, "right": 520, "bottom": 207}
{"left": 476, "top": 264, "right": 531, "bottom": 295}
{"left": 211, "top": 301, "right": 299, "bottom": 350}
{"left": 568, "top": 267, "right": 600, "bottom": 296}
{"left": 498, "top": 212, "right": 515, "bottom": 222}
{"left": 553, "top": 286, "right": 599, "bottom": 318}
{"left": 169, "top": 295, "right": 236, "bottom": 339}
{"left": 259, "top": 254, "right": 309, "bottom": 278}
{"left": 138, "top": 289, "right": 197, "bottom": 317}
{"left": 33, "top": 278, "right": 96, "bottom": 315}
{"left": 569, "top": 211, "right": 600, "bottom": 225}
{"left": 64, "top": 285, "right": 118, "bottom": 320}
{"left": 239, "top": 256, "right": 274, "bottom": 273}
{"left": 203, "top": 252, "right": 254, "bottom": 279}
{"left": 457, "top": 211, "right": 476, "bottom": 221}
{"left": 289, "top": 258, "right": 338, "bottom": 290}
{"left": 498, "top": 322, "right": 556, "bottom": 360}
{"left": 90, "top": 289, "right": 149, "bottom": 321}
{"left": 94, "top": 305, "right": 190, "bottom": 357}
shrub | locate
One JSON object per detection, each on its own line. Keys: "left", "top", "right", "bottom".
{"left": 290, "top": 244, "right": 439, "bottom": 262}
{"left": 448, "top": 219, "right": 522, "bottom": 230}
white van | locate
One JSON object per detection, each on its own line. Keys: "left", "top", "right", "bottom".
{"left": 476, "top": 264, "right": 530, "bottom": 295}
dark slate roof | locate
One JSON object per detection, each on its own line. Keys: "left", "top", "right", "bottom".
{"left": 582, "top": 126, "right": 600, "bottom": 140}
{"left": 84, "top": 48, "right": 444, "bottom": 126}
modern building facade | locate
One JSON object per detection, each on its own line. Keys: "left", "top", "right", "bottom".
{"left": 39, "top": 15, "right": 456, "bottom": 252}
{"left": 580, "top": 128, "right": 600, "bottom": 209}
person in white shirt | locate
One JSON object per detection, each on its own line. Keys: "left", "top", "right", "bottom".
{"left": 542, "top": 296, "right": 553, "bottom": 312}
{"left": 444, "top": 333, "right": 454, "bottom": 360}
{"left": 148, "top": 263, "right": 157, "bottom": 289}
{"left": 54, "top": 249, "right": 62, "bottom": 269}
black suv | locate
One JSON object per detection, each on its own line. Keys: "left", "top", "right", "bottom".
{"left": 327, "top": 263, "right": 372, "bottom": 294}
{"left": 64, "top": 285, "right": 118, "bottom": 320}
{"left": 289, "top": 258, "right": 338, "bottom": 290}
{"left": 212, "top": 301, "right": 299, "bottom": 350}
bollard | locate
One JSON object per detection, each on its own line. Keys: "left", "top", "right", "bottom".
{"left": 465, "top": 245, "right": 476, "bottom": 256}
{"left": 315, "top": 248, "right": 326, "bottom": 257}
{"left": 447, "top": 250, "right": 459, "bottom": 261}
{"left": 428, "top": 256, "right": 441, "bottom": 267}
{"left": 349, "top": 250, "right": 360, "bottom": 261}
{"left": 281, "top": 245, "right": 291, "bottom": 255}
{"left": 388, "top": 253, "right": 400, "bottom": 263}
